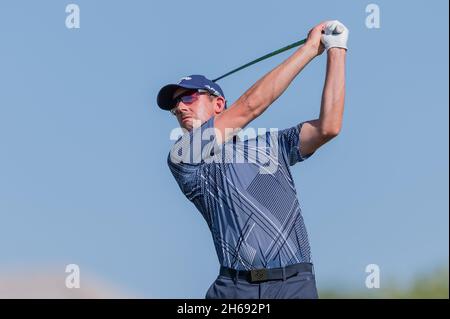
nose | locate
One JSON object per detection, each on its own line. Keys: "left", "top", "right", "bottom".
{"left": 174, "top": 101, "right": 190, "bottom": 115}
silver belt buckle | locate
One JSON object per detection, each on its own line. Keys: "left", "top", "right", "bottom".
{"left": 250, "top": 269, "right": 268, "bottom": 282}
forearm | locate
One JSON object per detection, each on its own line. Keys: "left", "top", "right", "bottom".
{"left": 238, "top": 44, "right": 317, "bottom": 118}
{"left": 319, "top": 48, "right": 346, "bottom": 135}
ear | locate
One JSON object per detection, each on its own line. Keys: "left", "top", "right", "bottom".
{"left": 214, "top": 96, "right": 226, "bottom": 115}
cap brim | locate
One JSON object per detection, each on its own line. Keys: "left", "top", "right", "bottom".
{"left": 157, "top": 83, "right": 203, "bottom": 110}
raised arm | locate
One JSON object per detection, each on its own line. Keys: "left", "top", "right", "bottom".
{"left": 214, "top": 23, "right": 327, "bottom": 143}
{"left": 299, "top": 21, "right": 348, "bottom": 156}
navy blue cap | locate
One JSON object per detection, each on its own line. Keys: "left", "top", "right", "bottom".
{"left": 157, "top": 75, "right": 225, "bottom": 110}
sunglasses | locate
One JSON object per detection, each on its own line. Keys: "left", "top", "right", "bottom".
{"left": 170, "top": 89, "right": 213, "bottom": 115}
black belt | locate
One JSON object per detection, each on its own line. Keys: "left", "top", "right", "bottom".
{"left": 219, "top": 263, "right": 313, "bottom": 283}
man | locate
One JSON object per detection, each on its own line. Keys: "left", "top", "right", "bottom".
{"left": 157, "top": 20, "right": 348, "bottom": 299}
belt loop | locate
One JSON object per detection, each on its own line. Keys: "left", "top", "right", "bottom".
{"left": 234, "top": 269, "right": 239, "bottom": 285}
{"left": 282, "top": 267, "right": 286, "bottom": 281}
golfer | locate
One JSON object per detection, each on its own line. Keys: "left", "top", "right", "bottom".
{"left": 157, "top": 20, "right": 348, "bottom": 299}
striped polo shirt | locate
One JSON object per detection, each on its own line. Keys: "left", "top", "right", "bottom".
{"left": 168, "top": 117, "right": 314, "bottom": 270}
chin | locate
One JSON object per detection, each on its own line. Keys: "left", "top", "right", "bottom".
{"left": 180, "top": 122, "right": 193, "bottom": 131}
{"left": 180, "top": 118, "right": 198, "bottom": 131}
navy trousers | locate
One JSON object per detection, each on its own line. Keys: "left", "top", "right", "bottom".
{"left": 205, "top": 264, "right": 319, "bottom": 299}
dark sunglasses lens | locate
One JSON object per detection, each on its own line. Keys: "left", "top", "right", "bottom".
{"left": 180, "top": 95, "right": 196, "bottom": 103}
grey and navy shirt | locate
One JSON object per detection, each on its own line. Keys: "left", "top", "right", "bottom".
{"left": 168, "top": 117, "right": 314, "bottom": 270}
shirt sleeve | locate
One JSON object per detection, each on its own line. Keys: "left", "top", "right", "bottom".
{"left": 278, "top": 122, "right": 315, "bottom": 166}
{"left": 167, "top": 117, "right": 217, "bottom": 199}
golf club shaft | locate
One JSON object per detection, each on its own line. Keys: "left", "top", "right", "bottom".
{"left": 213, "top": 38, "right": 307, "bottom": 82}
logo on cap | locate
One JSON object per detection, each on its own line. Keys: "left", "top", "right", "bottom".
{"left": 177, "top": 76, "right": 192, "bottom": 84}
{"left": 205, "top": 85, "right": 220, "bottom": 96}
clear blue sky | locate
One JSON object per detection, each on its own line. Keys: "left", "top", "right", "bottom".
{"left": 0, "top": 0, "right": 448, "bottom": 298}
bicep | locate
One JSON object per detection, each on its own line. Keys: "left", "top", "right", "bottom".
{"left": 299, "top": 119, "right": 334, "bottom": 156}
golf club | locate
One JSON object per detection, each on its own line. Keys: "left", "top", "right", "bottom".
{"left": 213, "top": 26, "right": 344, "bottom": 82}
{"left": 213, "top": 38, "right": 307, "bottom": 82}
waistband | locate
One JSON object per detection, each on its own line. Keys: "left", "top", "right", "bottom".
{"left": 219, "top": 262, "right": 314, "bottom": 283}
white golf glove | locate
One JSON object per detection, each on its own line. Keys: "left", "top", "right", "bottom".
{"left": 321, "top": 20, "right": 349, "bottom": 51}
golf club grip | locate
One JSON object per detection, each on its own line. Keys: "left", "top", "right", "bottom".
{"left": 213, "top": 38, "right": 307, "bottom": 82}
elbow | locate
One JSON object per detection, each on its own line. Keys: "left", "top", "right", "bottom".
{"left": 319, "top": 117, "right": 342, "bottom": 138}
{"left": 320, "top": 125, "right": 341, "bottom": 139}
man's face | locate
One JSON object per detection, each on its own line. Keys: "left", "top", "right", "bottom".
{"left": 171, "top": 88, "right": 224, "bottom": 131}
